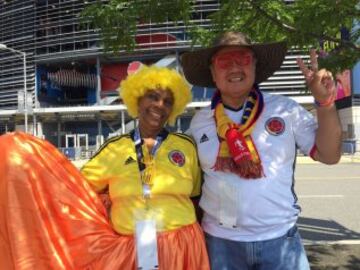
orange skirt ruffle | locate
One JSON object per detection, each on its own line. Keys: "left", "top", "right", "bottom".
{"left": 0, "top": 132, "right": 209, "bottom": 270}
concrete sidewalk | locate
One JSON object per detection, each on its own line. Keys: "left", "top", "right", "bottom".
{"left": 297, "top": 154, "right": 360, "bottom": 164}
{"left": 73, "top": 159, "right": 88, "bottom": 169}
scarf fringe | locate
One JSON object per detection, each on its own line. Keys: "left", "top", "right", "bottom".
{"left": 213, "top": 157, "right": 264, "bottom": 179}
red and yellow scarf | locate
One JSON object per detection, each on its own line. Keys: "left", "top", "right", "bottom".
{"left": 212, "top": 89, "right": 264, "bottom": 179}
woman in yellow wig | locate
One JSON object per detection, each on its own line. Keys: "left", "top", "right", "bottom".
{"left": 0, "top": 65, "right": 209, "bottom": 269}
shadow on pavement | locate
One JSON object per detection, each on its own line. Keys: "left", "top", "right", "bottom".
{"left": 298, "top": 217, "right": 360, "bottom": 242}
{"left": 297, "top": 217, "right": 360, "bottom": 270}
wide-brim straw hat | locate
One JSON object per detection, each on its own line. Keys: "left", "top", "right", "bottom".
{"left": 181, "top": 32, "right": 287, "bottom": 87}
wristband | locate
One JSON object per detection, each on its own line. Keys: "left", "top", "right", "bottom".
{"left": 314, "top": 94, "right": 335, "bottom": 107}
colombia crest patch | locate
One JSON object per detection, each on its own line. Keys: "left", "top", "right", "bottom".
{"left": 265, "top": 117, "right": 285, "bottom": 135}
{"left": 168, "top": 150, "right": 185, "bottom": 167}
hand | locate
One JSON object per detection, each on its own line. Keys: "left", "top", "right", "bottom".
{"left": 99, "top": 192, "right": 112, "bottom": 217}
{"left": 297, "top": 49, "right": 336, "bottom": 103}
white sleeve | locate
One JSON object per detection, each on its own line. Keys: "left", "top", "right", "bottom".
{"left": 291, "top": 103, "right": 317, "bottom": 156}
{"left": 184, "top": 127, "right": 192, "bottom": 136}
{"left": 186, "top": 109, "right": 201, "bottom": 137}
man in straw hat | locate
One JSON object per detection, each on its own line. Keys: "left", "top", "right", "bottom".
{"left": 181, "top": 31, "right": 342, "bottom": 269}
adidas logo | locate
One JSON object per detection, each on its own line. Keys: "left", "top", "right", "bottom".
{"left": 125, "top": 156, "right": 136, "bottom": 165}
{"left": 200, "top": 134, "right": 209, "bottom": 143}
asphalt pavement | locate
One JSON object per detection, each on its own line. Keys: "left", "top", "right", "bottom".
{"left": 306, "top": 244, "right": 360, "bottom": 270}
{"left": 295, "top": 161, "right": 360, "bottom": 270}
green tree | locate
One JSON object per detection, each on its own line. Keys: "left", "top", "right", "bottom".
{"left": 82, "top": 0, "right": 359, "bottom": 73}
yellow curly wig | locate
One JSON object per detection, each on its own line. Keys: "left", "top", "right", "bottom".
{"left": 120, "top": 65, "right": 192, "bottom": 126}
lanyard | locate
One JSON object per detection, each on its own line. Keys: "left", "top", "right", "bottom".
{"left": 133, "top": 127, "right": 167, "bottom": 198}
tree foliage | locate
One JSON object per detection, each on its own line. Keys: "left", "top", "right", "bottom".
{"left": 82, "top": 0, "right": 359, "bottom": 73}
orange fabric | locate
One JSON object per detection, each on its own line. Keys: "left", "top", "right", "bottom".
{"left": 0, "top": 132, "right": 209, "bottom": 270}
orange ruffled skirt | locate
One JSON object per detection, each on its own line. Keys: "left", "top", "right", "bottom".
{"left": 0, "top": 132, "right": 209, "bottom": 270}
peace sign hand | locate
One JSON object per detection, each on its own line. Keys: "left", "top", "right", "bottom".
{"left": 297, "top": 49, "right": 336, "bottom": 104}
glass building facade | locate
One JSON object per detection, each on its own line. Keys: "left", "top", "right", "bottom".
{"left": 1, "top": 0, "right": 357, "bottom": 156}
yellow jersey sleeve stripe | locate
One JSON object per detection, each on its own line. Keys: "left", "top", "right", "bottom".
{"left": 81, "top": 134, "right": 130, "bottom": 170}
{"left": 172, "top": 133, "right": 196, "bottom": 147}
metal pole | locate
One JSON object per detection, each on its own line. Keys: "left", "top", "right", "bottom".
{"left": 23, "top": 52, "right": 28, "bottom": 133}
{"left": 97, "top": 115, "right": 102, "bottom": 136}
{"left": 121, "top": 110, "right": 125, "bottom": 134}
{"left": 57, "top": 121, "right": 61, "bottom": 148}
{"left": 96, "top": 56, "right": 101, "bottom": 105}
{"left": 33, "top": 114, "right": 37, "bottom": 137}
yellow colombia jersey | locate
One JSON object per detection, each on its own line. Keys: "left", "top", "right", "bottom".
{"left": 81, "top": 131, "right": 201, "bottom": 235}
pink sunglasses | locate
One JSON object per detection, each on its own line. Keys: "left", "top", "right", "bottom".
{"left": 212, "top": 51, "right": 253, "bottom": 69}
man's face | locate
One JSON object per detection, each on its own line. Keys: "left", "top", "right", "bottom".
{"left": 211, "top": 46, "right": 256, "bottom": 102}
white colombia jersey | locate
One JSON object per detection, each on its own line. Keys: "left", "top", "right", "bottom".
{"left": 189, "top": 92, "right": 317, "bottom": 242}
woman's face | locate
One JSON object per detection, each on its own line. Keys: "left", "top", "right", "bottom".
{"left": 137, "top": 88, "right": 174, "bottom": 132}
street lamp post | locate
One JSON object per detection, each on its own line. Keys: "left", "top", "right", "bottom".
{"left": 0, "top": 43, "right": 28, "bottom": 133}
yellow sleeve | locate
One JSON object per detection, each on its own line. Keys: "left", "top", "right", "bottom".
{"left": 81, "top": 144, "right": 113, "bottom": 192}
{"left": 190, "top": 144, "right": 202, "bottom": 198}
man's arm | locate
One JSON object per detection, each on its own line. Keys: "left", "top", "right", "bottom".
{"left": 313, "top": 103, "right": 342, "bottom": 164}
{"left": 297, "top": 50, "right": 342, "bottom": 164}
